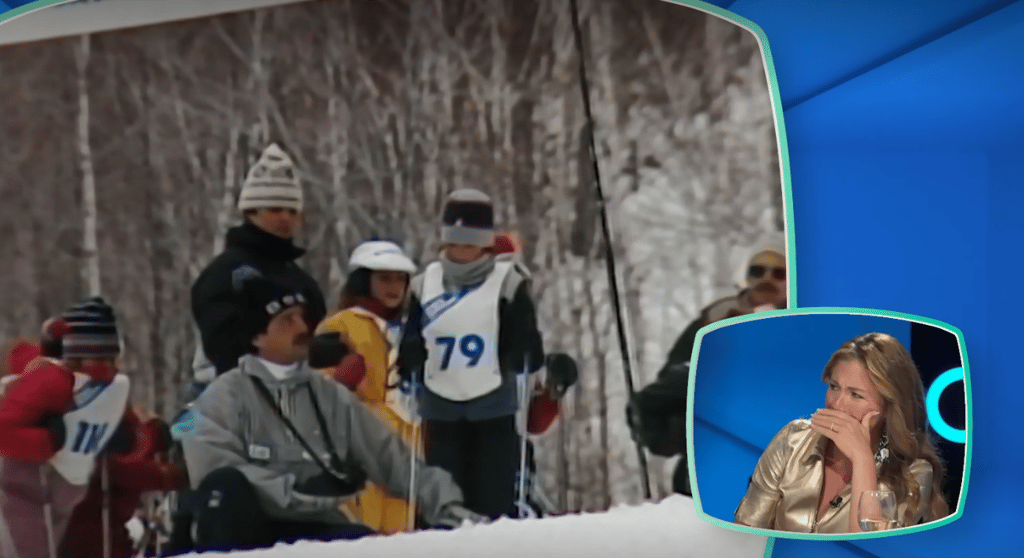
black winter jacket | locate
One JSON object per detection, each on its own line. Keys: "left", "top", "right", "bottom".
{"left": 627, "top": 288, "right": 785, "bottom": 497}
{"left": 190, "top": 222, "right": 327, "bottom": 376}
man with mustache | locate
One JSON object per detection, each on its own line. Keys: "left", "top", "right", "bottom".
{"left": 170, "top": 143, "right": 329, "bottom": 551}
{"left": 180, "top": 276, "right": 481, "bottom": 552}
{"left": 627, "top": 231, "right": 787, "bottom": 498}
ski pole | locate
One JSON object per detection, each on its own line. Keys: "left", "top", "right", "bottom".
{"left": 102, "top": 454, "right": 111, "bottom": 558}
{"left": 155, "top": 493, "right": 165, "bottom": 557}
{"left": 516, "top": 355, "right": 531, "bottom": 519}
{"left": 40, "top": 467, "right": 57, "bottom": 558}
{"left": 405, "top": 373, "right": 421, "bottom": 532}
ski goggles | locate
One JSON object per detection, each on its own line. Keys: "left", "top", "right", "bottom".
{"left": 748, "top": 265, "right": 786, "bottom": 281}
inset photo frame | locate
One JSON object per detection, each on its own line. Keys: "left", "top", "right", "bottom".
{"left": 687, "top": 309, "right": 970, "bottom": 541}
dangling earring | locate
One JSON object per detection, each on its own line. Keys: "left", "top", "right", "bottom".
{"left": 875, "top": 429, "right": 890, "bottom": 464}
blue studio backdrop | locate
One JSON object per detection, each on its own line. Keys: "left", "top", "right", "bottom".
{"left": 0, "top": 0, "right": 1020, "bottom": 557}
{"left": 692, "top": 313, "right": 966, "bottom": 537}
{"left": 694, "top": 1, "right": 1019, "bottom": 557}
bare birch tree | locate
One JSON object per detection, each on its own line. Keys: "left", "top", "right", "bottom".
{"left": 75, "top": 34, "right": 101, "bottom": 297}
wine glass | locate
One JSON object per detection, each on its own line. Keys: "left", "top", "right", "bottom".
{"left": 858, "top": 490, "right": 898, "bottom": 532}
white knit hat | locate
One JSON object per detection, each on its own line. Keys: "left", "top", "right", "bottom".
{"left": 747, "top": 230, "right": 787, "bottom": 262}
{"left": 238, "top": 144, "right": 303, "bottom": 212}
{"left": 731, "top": 230, "right": 788, "bottom": 288}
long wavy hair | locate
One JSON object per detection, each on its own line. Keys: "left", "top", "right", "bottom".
{"left": 821, "top": 332, "right": 950, "bottom": 525}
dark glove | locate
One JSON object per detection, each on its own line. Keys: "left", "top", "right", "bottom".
{"left": 294, "top": 470, "right": 366, "bottom": 498}
{"left": 105, "top": 419, "right": 136, "bottom": 455}
{"left": 545, "top": 353, "right": 579, "bottom": 399}
{"left": 161, "top": 461, "right": 190, "bottom": 491}
{"left": 625, "top": 396, "right": 644, "bottom": 445}
{"left": 628, "top": 393, "right": 683, "bottom": 457}
{"left": 308, "top": 332, "right": 350, "bottom": 369}
{"left": 295, "top": 456, "right": 367, "bottom": 497}
{"left": 397, "top": 337, "right": 427, "bottom": 383}
{"left": 146, "top": 418, "right": 174, "bottom": 455}
{"left": 45, "top": 414, "right": 66, "bottom": 449}
{"left": 432, "top": 502, "right": 488, "bottom": 530}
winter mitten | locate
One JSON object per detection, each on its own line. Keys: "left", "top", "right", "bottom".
{"left": 308, "top": 332, "right": 351, "bottom": 369}
{"left": 544, "top": 353, "right": 579, "bottom": 399}
{"left": 292, "top": 470, "right": 348, "bottom": 495}
{"left": 45, "top": 414, "right": 66, "bottom": 449}
{"left": 40, "top": 316, "right": 70, "bottom": 359}
{"left": 294, "top": 472, "right": 343, "bottom": 497}
{"left": 294, "top": 468, "right": 366, "bottom": 498}
{"left": 330, "top": 354, "right": 367, "bottom": 392}
{"left": 628, "top": 394, "right": 680, "bottom": 457}
{"left": 146, "top": 417, "right": 175, "bottom": 455}
{"left": 105, "top": 419, "right": 136, "bottom": 455}
{"left": 433, "top": 503, "right": 487, "bottom": 530}
{"left": 397, "top": 337, "right": 427, "bottom": 383}
{"left": 1, "top": 338, "right": 41, "bottom": 377}
{"left": 625, "top": 396, "right": 647, "bottom": 446}
{"left": 526, "top": 392, "right": 560, "bottom": 434}
{"left": 329, "top": 454, "right": 368, "bottom": 493}
{"left": 161, "top": 461, "right": 190, "bottom": 491}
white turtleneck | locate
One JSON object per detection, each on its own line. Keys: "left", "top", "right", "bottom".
{"left": 257, "top": 357, "right": 300, "bottom": 381}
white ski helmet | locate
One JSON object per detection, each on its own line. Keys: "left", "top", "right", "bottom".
{"left": 348, "top": 240, "right": 417, "bottom": 274}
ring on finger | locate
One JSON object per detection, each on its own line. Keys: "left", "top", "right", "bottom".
{"left": 830, "top": 422, "right": 836, "bottom": 432}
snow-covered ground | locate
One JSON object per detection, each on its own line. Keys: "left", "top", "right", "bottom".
{"left": 170, "top": 495, "right": 767, "bottom": 558}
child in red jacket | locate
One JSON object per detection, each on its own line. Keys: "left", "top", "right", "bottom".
{"left": 0, "top": 298, "right": 136, "bottom": 558}
{"left": 60, "top": 413, "right": 186, "bottom": 558}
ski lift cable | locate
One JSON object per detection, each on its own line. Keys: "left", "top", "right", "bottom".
{"left": 568, "top": 0, "right": 652, "bottom": 501}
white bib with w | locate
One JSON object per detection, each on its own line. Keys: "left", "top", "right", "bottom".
{"left": 49, "top": 373, "right": 130, "bottom": 485}
{"left": 420, "top": 261, "right": 511, "bottom": 401}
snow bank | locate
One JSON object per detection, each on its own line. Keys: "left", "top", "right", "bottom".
{"left": 178, "top": 495, "right": 767, "bottom": 558}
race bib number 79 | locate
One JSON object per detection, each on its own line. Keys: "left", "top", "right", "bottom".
{"left": 435, "top": 334, "right": 486, "bottom": 370}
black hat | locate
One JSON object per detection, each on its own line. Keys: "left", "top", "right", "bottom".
{"left": 59, "top": 297, "right": 121, "bottom": 360}
{"left": 441, "top": 189, "right": 495, "bottom": 247}
{"left": 240, "top": 277, "right": 307, "bottom": 340}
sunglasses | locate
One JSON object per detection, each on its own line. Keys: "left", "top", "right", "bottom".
{"left": 748, "top": 265, "right": 786, "bottom": 281}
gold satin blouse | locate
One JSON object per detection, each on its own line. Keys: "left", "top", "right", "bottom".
{"left": 734, "top": 419, "right": 934, "bottom": 533}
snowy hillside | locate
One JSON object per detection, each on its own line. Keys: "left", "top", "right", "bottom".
{"left": 173, "top": 496, "right": 766, "bottom": 558}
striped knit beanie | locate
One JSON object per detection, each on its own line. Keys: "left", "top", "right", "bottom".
{"left": 238, "top": 143, "right": 303, "bottom": 212}
{"left": 440, "top": 189, "right": 495, "bottom": 247}
{"left": 59, "top": 297, "right": 121, "bottom": 360}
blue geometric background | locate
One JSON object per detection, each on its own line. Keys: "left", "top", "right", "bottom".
{"left": 696, "top": 1, "right": 1019, "bottom": 557}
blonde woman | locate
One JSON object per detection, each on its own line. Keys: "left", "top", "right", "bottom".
{"left": 314, "top": 240, "right": 421, "bottom": 534}
{"left": 735, "top": 332, "right": 950, "bottom": 533}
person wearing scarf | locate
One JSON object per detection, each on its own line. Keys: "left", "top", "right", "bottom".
{"left": 313, "top": 240, "right": 421, "bottom": 535}
{"left": 396, "top": 189, "right": 546, "bottom": 521}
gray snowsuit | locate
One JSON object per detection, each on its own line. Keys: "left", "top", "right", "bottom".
{"left": 180, "top": 355, "right": 465, "bottom": 528}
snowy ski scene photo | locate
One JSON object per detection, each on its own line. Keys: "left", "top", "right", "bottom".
{"left": 0, "top": 0, "right": 784, "bottom": 556}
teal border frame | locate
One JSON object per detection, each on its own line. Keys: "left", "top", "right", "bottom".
{"left": 654, "top": 3, "right": 796, "bottom": 555}
{"left": 0, "top": 0, "right": 64, "bottom": 26}
{"left": 686, "top": 307, "right": 972, "bottom": 548}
